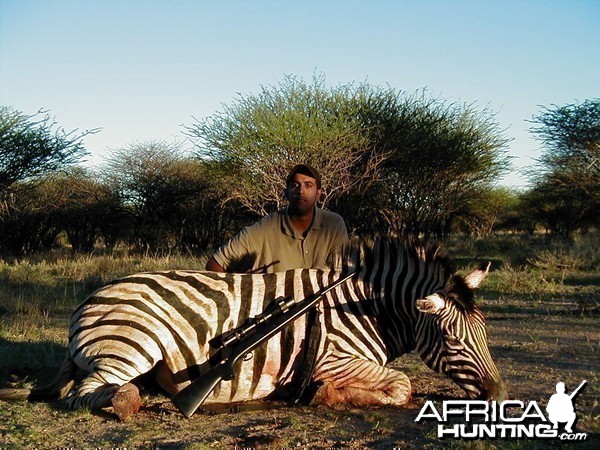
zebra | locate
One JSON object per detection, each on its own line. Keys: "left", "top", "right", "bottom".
{"left": 1, "top": 237, "right": 507, "bottom": 420}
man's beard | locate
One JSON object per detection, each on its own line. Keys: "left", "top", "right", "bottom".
{"left": 288, "top": 198, "right": 314, "bottom": 216}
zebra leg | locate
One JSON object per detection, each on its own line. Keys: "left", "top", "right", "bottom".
{"left": 312, "top": 357, "right": 411, "bottom": 406}
{"left": 111, "top": 383, "right": 142, "bottom": 421}
{"left": 65, "top": 370, "right": 141, "bottom": 421}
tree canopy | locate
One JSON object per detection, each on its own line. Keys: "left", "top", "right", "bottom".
{"left": 186, "top": 75, "right": 388, "bottom": 216}
{"left": 528, "top": 99, "right": 600, "bottom": 237}
{"left": 188, "top": 76, "right": 510, "bottom": 237}
{"left": 0, "top": 106, "right": 94, "bottom": 193}
{"left": 102, "top": 140, "right": 239, "bottom": 253}
{"left": 351, "top": 91, "right": 511, "bottom": 237}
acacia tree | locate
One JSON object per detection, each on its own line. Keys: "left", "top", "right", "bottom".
{"left": 0, "top": 107, "right": 97, "bottom": 255}
{"left": 103, "top": 141, "right": 187, "bottom": 252}
{"left": 522, "top": 180, "right": 590, "bottom": 238}
{"left": 452, "top": 187, "right": 521, "bottom": 236}
{"left": 529, "top": 99, "right": 599, "bottom": 193}
{"left": 339, "top": 90, "right": 511, "bottom": 237}
{"left": 186, "top": 75, "right": 387, "bottom": 217}
{"left": 43, "top": 168, "right": 122, "bottom": 253}
{"left": 0, "top": 180, "right": 61, "bottom": 255}
{"left": 0, "top": 106, "right": 94, "bottom": 193}
{"left": 0, "top": 167, "right": 121, "bottom": 256}
{"left": 102, "top": 140, "right": 234, "bottom": 253}
{"left": 528, "top": 99, "right": 599, "bottom": 236}
{"left": 188, "top": 77, "right": 510, "bottom": 237}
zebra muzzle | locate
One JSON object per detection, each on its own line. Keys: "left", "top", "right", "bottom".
{"left": 480, "top": 375, "right": 508, "bottom": 403}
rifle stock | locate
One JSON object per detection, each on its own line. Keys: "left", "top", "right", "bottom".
{"left": 172, "top": 363, "right": 230, "bottom": 418}
{"left": 171, "top": 270, "right": 355, "bottom": 418}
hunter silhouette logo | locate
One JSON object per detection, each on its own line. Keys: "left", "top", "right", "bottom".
{"left": 546, "top": 380, "right": 586, "bottom": 434}
{"left": 415, "top": 380, "right": 588, "bottom": 441}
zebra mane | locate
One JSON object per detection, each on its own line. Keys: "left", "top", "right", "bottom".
{"left": 328, "top": 236, "right": 478, "bottom": 312}
{"left": 329, "top": 235, "right": 454, "bottom": 274}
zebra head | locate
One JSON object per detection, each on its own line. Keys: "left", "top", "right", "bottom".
{"left": 414, "top": 263, "right": 507, "bottom": 402}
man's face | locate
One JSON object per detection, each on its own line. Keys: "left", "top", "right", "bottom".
{"left": 286, "top": 172, "right": 322, "bottom": 215}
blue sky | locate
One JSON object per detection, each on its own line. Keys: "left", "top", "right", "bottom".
{"left": 1, "top": 0, "right": 598, "bottom": 188}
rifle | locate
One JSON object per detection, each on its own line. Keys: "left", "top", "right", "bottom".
{"left": 569, "top": 380, "right": 587, "bottom": 400}
{"left": 171, "top": 270, "right": 355, "bottom": 418}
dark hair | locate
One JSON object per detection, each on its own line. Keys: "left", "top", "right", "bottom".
{"left": 286, "top": 163, "right": 321, "bottom": 188}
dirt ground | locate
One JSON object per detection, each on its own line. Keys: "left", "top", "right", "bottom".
{"left": 1, "top": 295, "right": 598, "bottom": 449}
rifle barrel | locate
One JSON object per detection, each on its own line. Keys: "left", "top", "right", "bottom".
{"left": 569, "top": 380, "right": 587, "bottom": 399}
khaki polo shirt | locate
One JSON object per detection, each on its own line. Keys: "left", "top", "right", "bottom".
{"left": 212, "top": 207, "right": 348, "bottom": 273}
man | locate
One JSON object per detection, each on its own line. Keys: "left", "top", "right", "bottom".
{"left": 205, "top": 163, "right": 348, "bottom": 273}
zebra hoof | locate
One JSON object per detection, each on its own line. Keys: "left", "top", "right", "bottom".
{"left": 111, "top": 383, "right": 141, "bottom": 421}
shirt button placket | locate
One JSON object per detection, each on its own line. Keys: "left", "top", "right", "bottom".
{"left": 302, "top": 239, "right": 309, "bottom": 264}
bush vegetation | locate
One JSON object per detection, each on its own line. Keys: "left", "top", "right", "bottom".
{"left": 1, "top": 83, "right": 598, "bottom": 257}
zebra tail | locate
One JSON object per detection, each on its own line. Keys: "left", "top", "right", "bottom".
{"left": 28, "top": 353, "right": 77, "bottom": 402}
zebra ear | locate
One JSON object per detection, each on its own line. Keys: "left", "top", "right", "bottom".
{"left": 464, "top": 262, "right": 491, "bottom": 290}
{"left": 416, "top": 294, "right": 445, "bottom": 314}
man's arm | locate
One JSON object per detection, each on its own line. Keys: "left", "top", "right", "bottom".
{"left": 205, "top": 256, "right": 226, "bottom": 272}
{"left": 331, "top": 214, "right": 349, "bottom": 250}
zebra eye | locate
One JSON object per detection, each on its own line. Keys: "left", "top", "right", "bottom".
{"left": 446, "top": 336, "right": 464, "bottom": 350}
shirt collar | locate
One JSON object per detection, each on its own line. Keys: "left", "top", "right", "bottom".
{"left": 281, "top": 206, "right": 323, "bottom": 238}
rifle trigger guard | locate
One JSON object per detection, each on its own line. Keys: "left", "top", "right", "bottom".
{"left": 242, "top": 352, "right": 253, "bottom": 361}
